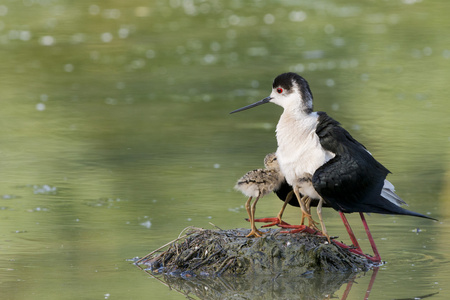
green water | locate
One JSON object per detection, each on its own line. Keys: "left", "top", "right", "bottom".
{"left": 0, "top": 1, "right": 449, "bottom": 299}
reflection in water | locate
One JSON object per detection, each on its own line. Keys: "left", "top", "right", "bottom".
{"left": 394, "top": 292, "right": 440, "bottom": 300}
{"left": 140, "top": 266, "right": 380, "bottom": 300}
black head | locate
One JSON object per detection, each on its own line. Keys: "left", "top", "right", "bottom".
{"left": 230, "top": 72, "right": 314, "bottom": 114}
{"left": 272, "top": 72, "right": 314, "bottom": 113}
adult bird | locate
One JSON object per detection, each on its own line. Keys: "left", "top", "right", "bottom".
{"left": 231, "top": 72, "right": 435, "bottom": 262}
{"left": 234, "top": 153, "right": 285, "bottom": 237}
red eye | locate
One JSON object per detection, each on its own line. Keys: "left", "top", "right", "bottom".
{"left": 276, "top": 88, "right": 283, "bottom": 94}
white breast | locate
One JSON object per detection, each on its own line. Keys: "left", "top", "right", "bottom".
{"left": 275, "top": 111, "right": 335, "bottom": 197}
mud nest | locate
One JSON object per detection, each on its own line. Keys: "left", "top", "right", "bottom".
{"left": 136, "top": 227, "right": 372, "bottom": 277}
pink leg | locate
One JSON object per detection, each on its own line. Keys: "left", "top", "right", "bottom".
{"left": 341, "top": 277, "right": 355, "bottom": 300}
{"left": 251, "top": 191, "right": 294, "bottom": 227}
{"left": 278, "top": 224, "right": 320, "bottom": 235}
{"left": 339, "top": 212, "right": 362, "bottom": 250}
{"left": 252, "top": 217, "right": 290, "bottom": 227}
{"left": 364, "top": 266, "right": 379, "bottom": 300}
{"left": 359, "top": 212, "right": 381, "bottom": 263}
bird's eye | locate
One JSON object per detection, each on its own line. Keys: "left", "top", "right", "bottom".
{"left": 276, "top": 88, "right": 283, "bottom": 94}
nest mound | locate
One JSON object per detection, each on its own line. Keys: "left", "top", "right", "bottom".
{"left": 137, "top": 227, "right": 371, "bottom": 277}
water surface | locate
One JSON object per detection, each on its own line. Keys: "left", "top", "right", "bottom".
{"left": 0, "top": 1, "right": 449, "bottom": 299}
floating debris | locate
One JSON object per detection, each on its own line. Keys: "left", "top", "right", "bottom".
{"left": 32, "top": 184, "right": 57, "bottom": 195}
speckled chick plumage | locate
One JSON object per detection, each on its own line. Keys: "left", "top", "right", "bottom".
{"left": 235, "top": 153, "right": 285, "bottom": 198}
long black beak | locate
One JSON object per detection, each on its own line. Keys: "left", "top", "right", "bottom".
{"left": 229, "top": 96, "right": 272, "bottom": 114}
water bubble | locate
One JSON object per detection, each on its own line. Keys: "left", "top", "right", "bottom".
{"left": 71, "top": 33, "right": 85, "bottom": 44}
{"left": 326, "top": 79, "right": 335, "bottom": 87}
{"left": 36, "top": 103, "right": 46, "bottom": 111}
{"left": 361, "top": 73, "right": 369, "bottom": 81}
{"left": 291, "top": 63, "right": 305, "bottom": 73}
{"left": 289, "top": 11, "right": 307, "bottom": 22}
{"left": 402, "top": 0, "right": 422, "bottom": 4}
{"left": 423, "top": 47, "right": 432, "bottom": 56}
{"left": 146, "top": 49, "right": 155, "bottom": 59}
{"left": 247, "top": 47, "right": 268, "bottom": 56}
{"left": 19, "top": 31, "right": 31, "bottom": 41}
{"left": 101, "top": 32, "right": 113, "bottom": 43}
{"left": 89, "top": 5, "right": 100, "bottom": 15}
{"left": 199, "top": 3, "right": 210, "bottom": 14}
{"left": 0, "top": 5, "right": 8, "bottom": 16}
{"left": 210, "top": 41, "right": 221, "bottom": 52}
{"left": 331, "top": 103, "right": 340, "bottom": 111}
{"left": 131, "top": 59, "right": 146, "bottom": 69}
{"left": 32, "top": 184, "right": 57, "bottom": 194}
{"left": 202, "top": 54, "right": 216, "bottom": 64}
{"left": 118, "top": 27, "right": 129, "bottom": 39}
{"left": 324, "top": 24, "right": 335, "bottom": 34}
{"left": 90, "top": 51, "right": 100, "bottom": 61}
{"left": 140, "top": 220, "right": 152, "bottom": 229}
{"left": 64, "top": 64, "right": 74, "bottom": 72}
{"left": 105, "top": 98, "right": 117, "bottom": 105}
{"left": 263, "top": 14, "right": 275, "bottom": 24}
{"left": 229, "top": 15, "right": 240, "bottom": 26}
{"left": 102, "top": 9, "right": 120, "bottom": 19}
{"left": 39, "top": 35, "right": 54, "bottom": 46}
{"left": 325, "top": 61, "right": 336, "bottom": 70}
{"left": 183, "top": 0, "right": 197, "bottom": 15}
{"left": 202, "top": 94, "right": 211, "bottom": 102}
{"left": 307, "top": 62, "right": 317, "bottom": 71}
{"left": 135, "top": 7, "right": 150, "bottom": 17}
{"left": 332, "top": 37, "right": 346, "bottom": 47}
{"left": 8, "top": 30, "right": 20, "bottom": 40}
{"left": 303, "top": 50, "right": 324, "bottom": 60}
{"left": 170, "top": 0, "right": 181, "bottom": 8}
{"left": 352, "top": 124, "right": 361, "bottom": 131}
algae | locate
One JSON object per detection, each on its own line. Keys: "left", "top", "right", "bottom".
{"left": 137, "top": 227, "right": 371, "bottom": 277}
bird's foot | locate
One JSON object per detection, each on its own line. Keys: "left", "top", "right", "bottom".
{"left": 246, "top": 228, "right": 264, "bottom": 238}
{"left": 278, "top": 224, "right": 321, "bottom": 235}
{"left": 322, "top": 232, "right": 332, "bottom": 244}
{"left": 307, "top": 216, "right": 320, "bottom": 231}
{"left": 332, "top": 240, "right": 382, "bottom": 264}
{"left": 252, "top": 217, "right": 290, "bottom": 228}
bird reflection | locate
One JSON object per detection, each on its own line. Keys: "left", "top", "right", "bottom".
{"left": 141, "top": 266, "right": 383, "bottom": 300}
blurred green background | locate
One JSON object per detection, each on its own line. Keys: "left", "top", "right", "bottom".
{"left": 0, "top": 0, "right": 449, "bottom": 299}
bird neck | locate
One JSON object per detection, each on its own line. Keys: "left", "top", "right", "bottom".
{"left": 276, "top": 110, "right": 319, "bottom": 145}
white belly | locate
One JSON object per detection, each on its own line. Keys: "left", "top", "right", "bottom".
{"left": 275, "top": 112, "right": 335, "bottom": 198}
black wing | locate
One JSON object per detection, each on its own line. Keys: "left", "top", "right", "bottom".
{"left": 312, "top": 112, "right": 391, "bottom": 213}
{"left": 275, "top": 179, "right": 330, "bottom": 208}
{"left": 313, "top": 112, "right": 434, "bottom": 219}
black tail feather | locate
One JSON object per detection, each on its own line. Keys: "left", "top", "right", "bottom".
{"left": 364, "top": 196, "right": 438, "bottom": 221}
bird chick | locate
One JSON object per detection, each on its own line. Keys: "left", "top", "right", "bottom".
{"left": 235, "top": 153, "right": 284, "bottom": 237}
